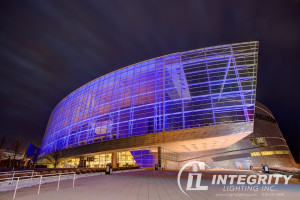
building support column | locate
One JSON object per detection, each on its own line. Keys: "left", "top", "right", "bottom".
{"left": 112, "top": 152, "right": 117, "bottom": 168}
{"left": 79, "top": 156, "right": 85, "bottom": 168}
{"left": 158, "top": 147, "right": 162, "bottom": 169}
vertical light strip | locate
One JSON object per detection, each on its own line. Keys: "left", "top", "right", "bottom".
{"left": 179, "top": 53, "right": 185, "bottom": 129}
{"left": 162, "top": 56, "right": 165, "bottom": 132}
{"left": 230, "top": 46, "right": 249, "bottom": 122}
{"left": 204, "top": 49, "right": 216, "bottom": 125}
{"left": 116, "top": 79, "right": 122, "bottom": 139}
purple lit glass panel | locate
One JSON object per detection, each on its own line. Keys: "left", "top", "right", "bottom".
{"left": 130, "top": 150, "right": 156, "bottom": 167}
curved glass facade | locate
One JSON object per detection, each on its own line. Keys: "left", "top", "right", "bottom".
{"left": 40, "top": 42, "right": 258, "bottom": 157}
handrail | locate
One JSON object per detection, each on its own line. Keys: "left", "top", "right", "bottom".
{"left": 0, "top": 172, "right": 75, "bottom": 182}
{"left": 0, "top": 170, "right": 36, "bottom": 184}
{"left": 1, "top": 168, "right": 143, "bottom": 199}
{"left": 0, "top": 170, "right": 35, "bottom": 174}
{"left": 0, "top": 172, "right": 76, "bottom": 199}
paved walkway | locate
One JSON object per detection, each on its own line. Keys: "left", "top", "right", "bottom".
{"left": 0, "top": 170, "right": 299, "bottom": 200}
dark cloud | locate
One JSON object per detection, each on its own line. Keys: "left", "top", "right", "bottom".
{"left": 0, "top": 0, "right": 299, "bottom": 161}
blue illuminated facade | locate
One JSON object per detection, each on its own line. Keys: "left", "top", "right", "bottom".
{"left": 39, "top": 42, "right": 258, "bottom": 157}
{"left": 130, "top": 150, "right": 156, "bottom": 167}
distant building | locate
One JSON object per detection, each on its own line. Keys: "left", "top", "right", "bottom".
{"left": 39, "top": 42, "right": 296, "bottom": 169}
{"left": 23, "top": 142, "right": 40, "bottom": 168}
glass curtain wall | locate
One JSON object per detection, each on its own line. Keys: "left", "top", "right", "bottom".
{"left": 40, "top": 42, "right": 258, "bottom": 156}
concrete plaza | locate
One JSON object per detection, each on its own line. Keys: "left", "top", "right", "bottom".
{"left": 0, "top": 170, "right": 299, "bottom": 200}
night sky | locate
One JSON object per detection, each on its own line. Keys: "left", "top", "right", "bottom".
{"left": 0, "top": 0, "right": 299, "bottom": 162}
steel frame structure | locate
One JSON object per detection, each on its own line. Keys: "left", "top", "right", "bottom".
{"left": 39, "top": 42, "right": 258, "bottom": 157}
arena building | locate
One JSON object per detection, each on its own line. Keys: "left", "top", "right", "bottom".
{"left": 39, "top": 41, "right": 296, "bottom": 169}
